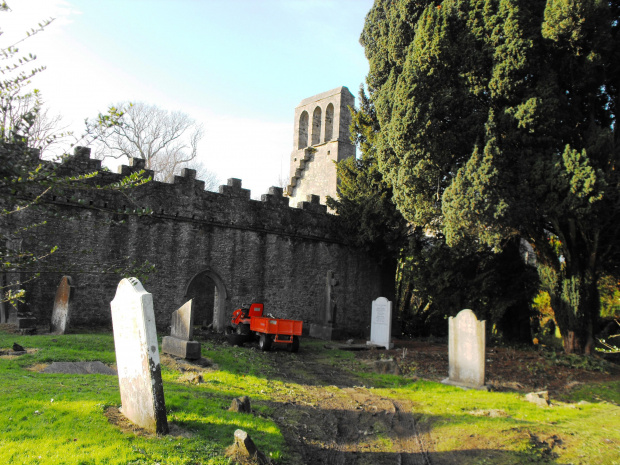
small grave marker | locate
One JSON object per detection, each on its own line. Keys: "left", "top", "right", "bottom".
{"left": 367, "top": 297, "right": 394, "bottom": 349}
{"left": 162, "top": 300, "right": 201, "bottom": 359}
{"left": 309, "top": 270, "right": 342, "bottom": 340}
{"left": 442, "top": 309, "right": 487, "bottom": 390}
{"left": 110, "top": 278, "right": 168, "bottom": 434}
{"left": 50, "top": 276, "right": 73, "bottom": 334}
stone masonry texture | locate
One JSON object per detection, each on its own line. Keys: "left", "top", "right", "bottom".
{"left": 287, "top": 87, "right": 356, "bottom": 208}
{"left": 8, "top": 147, "right": 392, "bottom": 336}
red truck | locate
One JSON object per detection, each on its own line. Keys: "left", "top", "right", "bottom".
{"left": 227, "top": 303, "right": 302, "bottom": 352}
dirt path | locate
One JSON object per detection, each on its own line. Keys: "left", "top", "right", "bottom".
{"left": 189, "top": 332, "right": 619, "bottom": 464}
{"left": 248, "top": 338, "right": 619, "bottom": 465}
{"left": 262, "top": 348, "right": 434, "bottom": 465}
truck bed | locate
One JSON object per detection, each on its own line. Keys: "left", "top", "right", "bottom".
{"left": 250, "top": 316, "right": 303, "bottom": 336}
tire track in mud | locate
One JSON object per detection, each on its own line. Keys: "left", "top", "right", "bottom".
{"left": 266, "top": 350, "right": 433, "bottom": 465}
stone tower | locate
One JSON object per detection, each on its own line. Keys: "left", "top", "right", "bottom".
{"left": 285, "top": 87, "right": 356, "bottom": 207}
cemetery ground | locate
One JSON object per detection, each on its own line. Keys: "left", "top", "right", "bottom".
{"left": 1, "top": 327, "right": 619, "bottom": 465}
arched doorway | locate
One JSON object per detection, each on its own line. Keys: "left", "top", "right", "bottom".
{"left": 184, "top": 269, "right": 228, "bottom": 332}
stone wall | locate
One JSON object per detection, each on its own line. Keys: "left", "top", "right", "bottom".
{"left": 12, "top": 148, "right": 391, "bottom": 336}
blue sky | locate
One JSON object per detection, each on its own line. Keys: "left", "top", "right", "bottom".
{"left": 4, "top": 0, "right": 375, "bottom": 196}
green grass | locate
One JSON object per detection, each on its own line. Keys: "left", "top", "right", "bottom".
{"left": 1, "top": 331, "right": 619, "bottom": 464}
{"left": 364, "top": 380, "right": 620, "bottom": 464}
{"left": 561, "top": 380, "right": 620, "bottom": 404}
{"left": 0, "top": 332, "right": 285, "bottom": 465}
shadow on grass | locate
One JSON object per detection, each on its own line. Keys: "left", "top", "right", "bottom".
{"left": 286, "top": 446, "right": 561, "bottom": 465}
{"left": 199, "top": 337, "right": 383, "bottom": 389}
{"left": 162, "top": 386, "right": 563, "bottom": 465}
{"left": 0, "top": 330, "right": 595, "bottom": 465}
{"left": 254, "top": 396, "right": 566, "bottom": 464}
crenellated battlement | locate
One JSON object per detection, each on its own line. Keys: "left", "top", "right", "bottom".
{"left": 49, "top": 147, "right": 342, "bottom": 243}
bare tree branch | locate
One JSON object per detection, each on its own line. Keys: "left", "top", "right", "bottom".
{"left": 89, "top": 102, "right": 205, "bottom": 182}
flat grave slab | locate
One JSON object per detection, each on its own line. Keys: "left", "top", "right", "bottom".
{"left": 43, "top": 361, "right": 116, "bottom": 375}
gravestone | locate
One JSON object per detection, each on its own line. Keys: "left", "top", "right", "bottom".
{"left": 309, "top": 270, "right": 342, "bottom": 340}
{"left": 110, "top": 277, "right": 168, "bottom": 434}
{"left": 325, "top": 270, "right": 338, "bottom": 324}
{"left": 50, "top": 276, "right": 73, "bottom": 334}
{"left": 442, "top": 309, "right": 487, "bottom": 390}
{"left": 162, "top": 300, "right": 201, "bottom": 360}
{"left": 366, "top": 297, "right": 394, "bottom": 349}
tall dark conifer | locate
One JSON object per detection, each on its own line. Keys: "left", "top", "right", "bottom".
{"left": 361, "top": 0, "right": 619, "bottom": 353}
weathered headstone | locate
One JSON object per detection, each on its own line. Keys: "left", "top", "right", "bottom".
{"left": 367, "top": 297, "right": 394, "bottom": 349}
{"left": 110, "top": 278, "right": 168, "bottom": 434}
{"left": 50, "top": 276, "right": 73, "bottom": 334}
{"left": 442, "top": 309, "right": 487, "bottom": 390}
{"left": 229, "top": 395, "right": 251, "bottom": 413}
{"left": 162, "top": 300, "right": 201, "bottom": 360}
{"left": 325, "top": 270, "right": 338, "bottom": 324}
{"left": 309, "top": 270, "right": 342, "bottom": 340}
{"left": 7, "top": 300, "right": 37, "bottom": 333}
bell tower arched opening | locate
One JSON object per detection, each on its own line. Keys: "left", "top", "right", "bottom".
{"left": 324, "top": 103, "right": 334, "bottom": 142}
{"left": 298, "top": 111, "right": 309, "bottom": 149}
{"left": 311, "top": 106, "right": 322, "bottom": 146}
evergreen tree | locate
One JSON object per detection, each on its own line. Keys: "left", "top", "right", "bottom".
{"left": 329, "top": 86, "right": 538, "bottom": 339}
{"left": 361, "top": 0, "right": 619, "bottom": 353}
{"left": 400, "top": 234, "right": 537, "bottom": 340}
{"left": 326, "top": 87, "right": 409, "bottom": 259}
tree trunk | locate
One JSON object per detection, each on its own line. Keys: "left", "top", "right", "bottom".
{"left": 552, "top": 272, "right": 599, "bottom": 355}
{"left": 562, "top": 331, "right": 583, "bottom": 354}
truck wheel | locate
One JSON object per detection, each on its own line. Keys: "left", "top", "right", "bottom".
{"left": 258, "top": 334, "right": 272, "bottom": 351}
{"left": 226, "top": 326, "right": 247, "bottom": 346}
{"left": 288, "top": 336, "right": 300, "bottom": 353}
{"left": 237, "top": 323, "right": 251, "bottom": 336}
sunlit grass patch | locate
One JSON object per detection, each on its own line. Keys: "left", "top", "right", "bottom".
{"left": 560, "top": 380, "right": 620, "bottom": 405}
{"left": 371, "top": 379, "right": 620, "bottom": 464}
{"left": 1, "top": 329, "right": 619, "bottom": 464}
{"left": 0, "top": 330, "right": 288, "bottom": 464}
